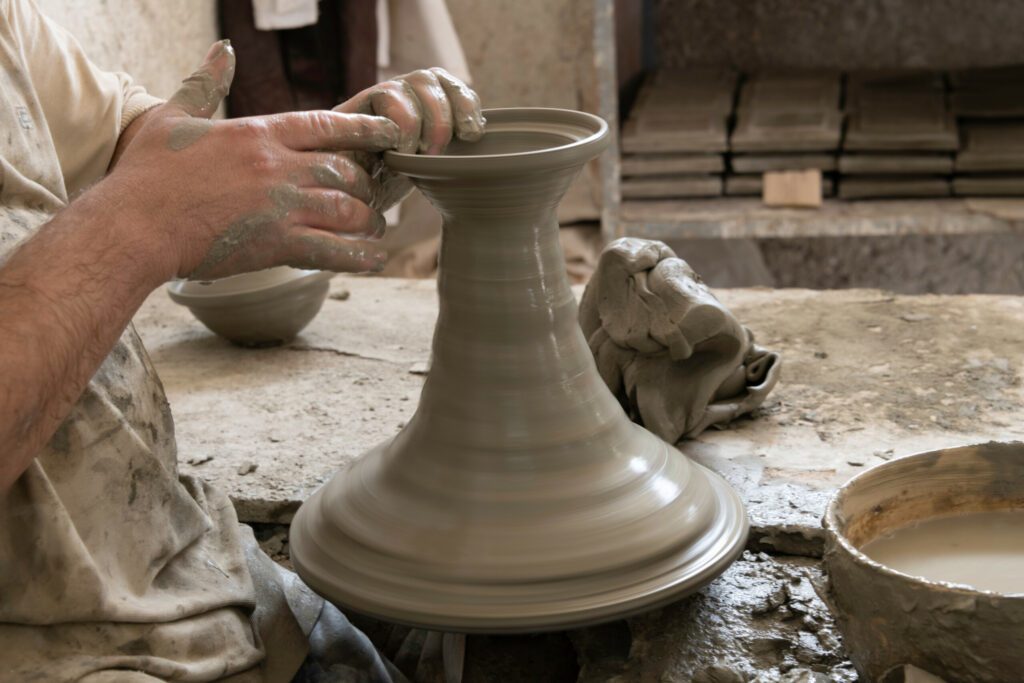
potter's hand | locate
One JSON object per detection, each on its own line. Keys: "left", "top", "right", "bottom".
{"left": 333, "top": 68, "right": 486, "bottom": 212}
{"left": 105, "top": 40, "right": 400, "bottom": 281}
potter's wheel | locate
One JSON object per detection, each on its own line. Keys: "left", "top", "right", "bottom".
{"left": 290, "top": 108, "right": 748, "bottom": 632}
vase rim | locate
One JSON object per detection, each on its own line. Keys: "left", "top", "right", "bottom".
{"left": 384, "top": 107, "right": 609, "bottom": 178}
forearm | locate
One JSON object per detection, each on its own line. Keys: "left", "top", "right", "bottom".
{"left": 0, "top": 184, "right": 172, "bottom": 490}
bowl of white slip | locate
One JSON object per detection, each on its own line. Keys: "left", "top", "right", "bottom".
{"left": 823, "top": 441, "right": 1024, "bottom": 683}
{"left": 168, "top": 267, "right": 334, "bottom": 347}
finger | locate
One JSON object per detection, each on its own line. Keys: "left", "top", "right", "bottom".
{"left": 345, "top": 150, "right": 385, "bottom": 176}
{"left": 297, "top": 153, "right": 376, "bottom": 205}
{"left": 335, "top": 82, "right": 421, "bottom": 154}
{"left": 400, "top": 70, "right": 454, "bottom": 154}
{"left": 286, "top": 188, "right": 385, "bottom": 238}
{"left": 266, "top": 112, "right": 400, "bottom": 152}
{"left": 166, "top": 40, "right": 236, "bottom": 119}
{"left": 284, "top": 228, "right": 388, "bottom": 273}
{"left": 430, "top": 68, "right": 485, "bottom": 142}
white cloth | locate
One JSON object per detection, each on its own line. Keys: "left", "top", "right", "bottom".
{"left": 378, "top": 0, "right": 471, "bottom": 84}
{"left": 251, "top": 0, "right": 318, "bottom": 31}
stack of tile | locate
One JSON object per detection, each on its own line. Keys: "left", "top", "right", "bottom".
{"left": 620, "top": 69, "right": 736, "bottom": 199}
{"left": 839, "top": 72, "right": 956, "bottom": 199}
{"left": 951, "top": 67, "right": 1024, "bottom": 196}
{"left": 727, "top": 72, "right": 842, "bottom": 197}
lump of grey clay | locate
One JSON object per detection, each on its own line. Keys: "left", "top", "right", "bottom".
{"left": 579, "top": 237, "right": 781, "bottom": 442}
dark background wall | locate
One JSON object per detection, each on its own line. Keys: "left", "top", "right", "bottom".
{"left": 654, "top": 0, "right": 1024, "bottom": 71}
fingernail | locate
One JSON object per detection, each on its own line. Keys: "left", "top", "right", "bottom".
{"left": 204, "top": 39, "right": 230, "bottom": 63}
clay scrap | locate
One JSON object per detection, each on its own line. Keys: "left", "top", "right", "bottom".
{"left": 580, "top": 237, "right": 781, "bottom": 443}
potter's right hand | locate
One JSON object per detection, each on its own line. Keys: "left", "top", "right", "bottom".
{"left": 101, "top": 40, "right": 400, "bottom": 281}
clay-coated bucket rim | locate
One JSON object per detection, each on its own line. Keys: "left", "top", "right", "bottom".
{"left": 383, "top": 107, "right": 610, "bottom": 178}
{"left": 823, "top": 440, "right": 1024, "bottom": 598}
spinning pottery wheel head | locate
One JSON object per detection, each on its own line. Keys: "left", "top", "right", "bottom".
{"left": 290, "top": 108, "right": 748, "bottom": 632}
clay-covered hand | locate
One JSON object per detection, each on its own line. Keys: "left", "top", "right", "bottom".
{"left": 579, "top": 238, "right": 782, "bottom": 442}
{"left": 333, "top": 68, "right": 486, "bottom": 212}
{"left": 104, "top": 40, "right": 400, "bottom": 281}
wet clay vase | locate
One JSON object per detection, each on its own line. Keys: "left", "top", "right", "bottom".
{"left": 290, "top": 108, "right": 748, "bottom": 632}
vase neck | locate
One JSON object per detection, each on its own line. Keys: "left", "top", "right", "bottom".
{"left": 407, "top": 168, "right": 626, "bottom": 448}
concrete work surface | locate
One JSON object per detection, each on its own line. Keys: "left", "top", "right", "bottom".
{"left": 135, "top": 275, "right": 1024, "bottom": 533}
{"left": 134, "top": 276, "right": 1024, "bottom": 679}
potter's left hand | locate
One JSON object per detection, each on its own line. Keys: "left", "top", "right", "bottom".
{"left": 333, "top": 68, "right": 485, "bottom": 212}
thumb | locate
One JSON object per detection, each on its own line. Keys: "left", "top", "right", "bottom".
{"left": 166, "top": 40, "right": 236, "bottom": 119}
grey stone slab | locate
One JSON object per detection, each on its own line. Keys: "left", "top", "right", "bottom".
{"left": 956, "top": 121, "right": 1024, "bottom": 172}
{"left": 725, "top": 175, "right": 834, "bottom": 198}
{"left": 574, "top": 552, "right": 857, "bottom": 682}
{"left": 621, "top": 111, "right": 729, "bottom": 154}
{"left": 731, "top": 74, "right": 842, "bottom": 152}
{"left": 954, "top": 175, "right": 1024, "bottom": 196}
{"left": 724, "top": 175, "right": 764, "bottom": 197}
{"left": 732, "top": 109, "right": 844, "bottom": 153}
{"left": 846, "top": 70, "right": 945, "bottom": 98}
{"left": 839, "top": 153, "right": 954, "bottom": 175}
{"left": 646, "top": 67, "right": 738, "bottom": 114}
{"left": 621, "top": 174, "right": 722, "bottom": 199}
{"left": 838, "top": 176, "right": 951, "bottom": 199}
{"left": 737, "top": 72, "right": 841, "bottom": 113}
{"left": 621, "top": 69, "right": 737, "bottom": 154}
{"left": 732, "top": 154, "right": 837, "bottom": 173}
{"left": 844, "top": 78, "right": 957, "bottom": 151}
{"left": 949, "top": 64, "right": 1024, "bottom": 89}
{"left": 621, "top": 153, "right": 724, "bottom": 176}
{"left": 951, "top": 86, "right": 1024, "bottom": 118}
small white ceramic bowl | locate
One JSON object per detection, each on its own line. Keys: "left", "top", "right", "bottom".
{"left": 167, "top": 267, "right": 334, "bottom": 347}
{"left": 823, "top": 441, "right": 1024, "bottom": 682}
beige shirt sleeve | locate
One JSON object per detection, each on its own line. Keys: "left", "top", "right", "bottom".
{"left": 5, "top": 0, "right": 163, "bottom": 195}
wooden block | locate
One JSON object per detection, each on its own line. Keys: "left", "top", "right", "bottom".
{"left": 763, "top": 170, "right": 823, "bottom": 208}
